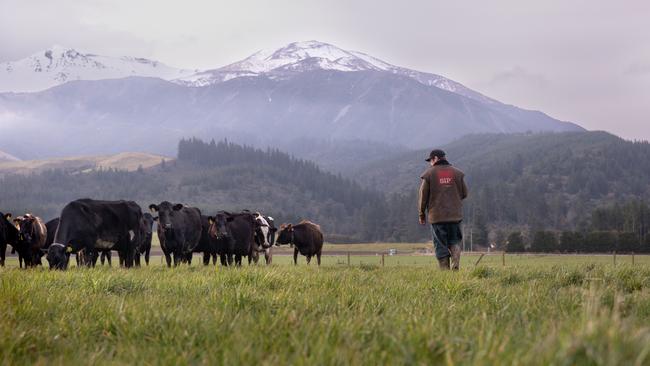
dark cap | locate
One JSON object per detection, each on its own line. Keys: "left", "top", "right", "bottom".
{"left": 425, "top": 149, "right": 446, "bottom": 162}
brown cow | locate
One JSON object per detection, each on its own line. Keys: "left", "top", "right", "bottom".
{"left": 13, "top": 214, "right": 47, "bottom": 267}
{"left": 276, "top": 220, "right": 324, "bottom": 265}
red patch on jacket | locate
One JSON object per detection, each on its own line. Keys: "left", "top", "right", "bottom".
{"left": 437, "top": 169, "right": 454, "bottom": 185}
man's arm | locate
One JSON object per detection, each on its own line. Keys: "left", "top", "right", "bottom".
{"left": 418, "top": 177, "right": 430, "bottom": 224}
{"left": 460, "top": 175, "right": 468, "bottom": 200}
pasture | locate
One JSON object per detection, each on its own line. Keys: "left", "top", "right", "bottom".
{"left": 2, "top": 250, "right": 650, "bottom": 365}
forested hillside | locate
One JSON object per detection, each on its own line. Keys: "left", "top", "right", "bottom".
{"left": 0, "top": 139, "right": 388, "bottom": 242}
{"left": 356, "top": 131, "right": 650, "bottom": 230}
{"left": 2, "top": 133, "right": 650, "bottom": 248}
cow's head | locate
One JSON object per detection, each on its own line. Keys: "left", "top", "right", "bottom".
{"left": 208, "top": 212, "right": 233, "bottom": 240}
{"left": 141, "top": 213, "right": 155, "bottom": 235}
{"left": 276, "top": 223, "right": 294, "bottom": 246}
{"left": 253, "top": 213, "right": 271, "bottom": 248}
{"left": 266, "top": 216, "right": 277, "bottom": 246}
{"left": 47, "top": 243, "right": 71, "bottom": 270}
{"left": 14, "top": 214, "right": 37, "bottom": 244}
{"left": 149, "top": 202, "right": 183, "bottom": 231}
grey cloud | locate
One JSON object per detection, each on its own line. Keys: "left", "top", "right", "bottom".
{"left": 488, "top": 67, "right": 549, "bottom": 89}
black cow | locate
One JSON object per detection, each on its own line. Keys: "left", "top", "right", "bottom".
{"left": 44, "top": 218, "right": 59, "bottom": 248}
{"left": 208, "top": 212, "right": 235, "bottom": 266}
{"left": 276, "top": 220, "right": 324, "bottom": 265}
{"left": 149, "top": 202, "right": 201, "bottom": 267}
{"left": 134, "top": 213, "right": 155, "bottom": 266}
{"left": 185, "top": 215, "right": 218, "bottom": 266}
{"left": 0, "top": 212, "right": 18, "bottom": 267}
{"left": 13, "top": 214, "right": 48, "bottom": 267}
{"left": 47, "top": 199, "right": 143, "bottom": 270}
{"left": 250, "top": 213, "right": 277, "bottom": 265}
{"left": 208, "top": 211, "right": 260, "bottom": 266}
{"left": 47, "top": 216, "right": 111, "bottom": 267}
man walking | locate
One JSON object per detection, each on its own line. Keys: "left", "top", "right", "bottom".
{"left": 418, "top": 149, "right": 468, "bottom": 270}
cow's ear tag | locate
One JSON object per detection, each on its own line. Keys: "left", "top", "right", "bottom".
{"left": 66, "top": 247, "right": 73, "bottom": 253}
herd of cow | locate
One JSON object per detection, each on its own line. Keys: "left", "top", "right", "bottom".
{"left": 0, "top": 198, "right": 324, "bottom": 270}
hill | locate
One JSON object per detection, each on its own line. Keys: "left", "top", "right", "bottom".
{"left": 0, "top": 139, "right": 385, "bottom": 242}
{"left": 355, "top": 131, "right": 650, "bottom": 231}
{"left": 0, "top": 152, "right": 170, "bottom": 176}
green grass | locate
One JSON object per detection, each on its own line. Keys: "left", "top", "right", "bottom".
{"left": 2, "top": 255, "right": 650, "bottom": 365}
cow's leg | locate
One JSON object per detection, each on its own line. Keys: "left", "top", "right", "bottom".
{"left": 227, "top": 254, "right": 234, "bottom": 266}
{"left": 316, "top": 251, "right": 322, "bottom": 266}
{"left": 211, "top": 253, "right": 217, "bottom": 265}
{"left": 106, "top": 251, "right": 112, "bottom": 267}
{"left": 89, "top": 249, "right": 98, "bottom": 268}
{"left": 100, "top": 251, "right": 105, "bottom": 265}
{"left": 144, "top": 247, "right": 150, "bottom": 266}
{"left": 134, "top": 252, "right": 141, "bottom": 267}
{"left": 293, "top": 248, "right": 298, "bottom": 265}
{"left": 32, "top": 251, "right": 42, "bottom": 267}
{"left": 187, "top": 252, "right": 193, "bottom": 265}
{"left": 265, "top": 249, "right": 271, "bottom": 265}
{"left": 172, "top": 252, "right": 180, "bottom": 267}
{"left": 235, "top": 254, "right": 242, "bottom": 266}
{"left": 306, "top": 255, "right": 312, "bottom": 265}
{"left": 0, "top": 243, "right": 6, "bottom": 267}
{"left": 203, "top": 252, "right": 210, "bottom": 266}
{"left": 18, "top": 252, "right": 24, "bottom": 268}
{"left": 91, "top": 251, "right": 99, "bottom": 267}
{"left": 163, "top": 251, "right": 172, "bottom": 267}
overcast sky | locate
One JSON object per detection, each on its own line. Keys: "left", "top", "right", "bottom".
{"left": 2, "top": 0, "right": 649, "bottom": 140}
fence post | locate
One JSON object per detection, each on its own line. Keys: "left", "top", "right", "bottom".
{"left": 347, "top": 252, "right": 350, "bottom": 266}
{"left": 502, "top": 252, "right": 505, "bottom": 267}
{"left": 381, "top": 253, "right": 385, "bottom": 267}
{"left": 474, "top": 253, "right": 486, "bottom": 267}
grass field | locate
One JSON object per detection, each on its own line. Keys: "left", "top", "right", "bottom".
{"left": 2, "top": 250, "right": 650, "bottom": 365}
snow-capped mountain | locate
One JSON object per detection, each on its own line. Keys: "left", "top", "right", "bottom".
{"left": 174, "top": 40, "right": 496, "bottom": 104}
{"left": 0, "top": 45, "right": 198, "bottom": 93}
{"left": 0, "top": 40, "right": 583, "bottom": 162}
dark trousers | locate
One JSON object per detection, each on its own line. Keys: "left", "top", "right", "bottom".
{"left": 431, "top": 222, "right": 462, "bottom": 270}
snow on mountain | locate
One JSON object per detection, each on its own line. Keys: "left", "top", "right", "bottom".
{"left": 174, "top": 40, "right": 496, "bottom": 104}
{"left": 0, "top": 45, "right": 198, "bottom": 93}
{"left": 0, "top": 149, "right": 20, "bottom": 162}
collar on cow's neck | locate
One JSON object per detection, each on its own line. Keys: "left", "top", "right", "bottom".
{"left": 50, "top": 243, "right": 66, "bottom": 248}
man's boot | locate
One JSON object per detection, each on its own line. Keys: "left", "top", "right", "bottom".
{"left": 438, "top": 256, "right": 450, "bottom": 270}
{"left": 450, "top": 244, "right": 461, "bottom": 271}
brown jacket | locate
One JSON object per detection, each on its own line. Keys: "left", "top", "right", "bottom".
{"left": 418, "top": 161, "right": 468, "bottom": 224}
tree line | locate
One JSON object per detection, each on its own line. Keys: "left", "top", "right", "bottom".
{"left": 502, "top": 201, "right": 650, "bottom": 253}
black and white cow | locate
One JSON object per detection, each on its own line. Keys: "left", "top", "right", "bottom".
{"left": 250, "top": 213, "right": 277, "bottom": 265}
{"left": 47, "top": 199, "right": 143, "bottom": 270}
{"left": 149, "top": 202, "right": 201, "bottom": 267}
{"left": 0, "top": 212, "right": 18, "bottom": 267}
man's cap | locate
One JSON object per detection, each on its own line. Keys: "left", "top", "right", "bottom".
{"left": 425, "top": 149, "right": 446, "bottom": 162}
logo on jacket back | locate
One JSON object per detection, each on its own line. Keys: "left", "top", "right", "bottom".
{"left": 437, "top": 169, "right": 454, "bottom": 185}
